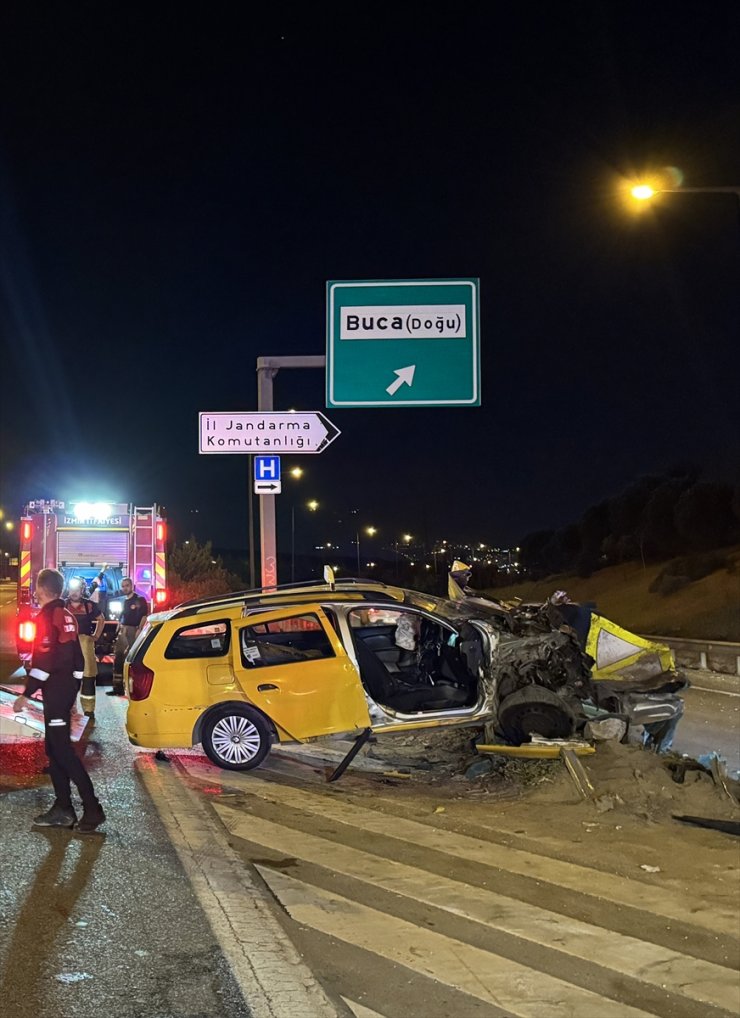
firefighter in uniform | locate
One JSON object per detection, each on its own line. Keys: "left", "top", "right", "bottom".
{"left": 64, "top": 577, "right": 105, "bottom": 717}
{"left": 107, "top": 577, "right": 149, "bottom": 697}
{"left": 13, "top": 568, "right": 105, "bottom": 832}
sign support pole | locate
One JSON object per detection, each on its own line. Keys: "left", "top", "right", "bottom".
{"left": 256, "top": 356, "right": 326, "bottom": 588}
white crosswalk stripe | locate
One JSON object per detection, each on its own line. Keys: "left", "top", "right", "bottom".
{"left": 341, "top": 998, "right": 387, "bottom": 1018}
{"left": 188, "top": 763, "right": 736, "bottom": 934}
{"left": 214, "top": 803, "right": 738, "bottom": 1012}
{"left": 181, "top": 759, "right": 740, "bottom": 1018}
{"left": 258, "top": 867, "right": 655, "bottom": 1018}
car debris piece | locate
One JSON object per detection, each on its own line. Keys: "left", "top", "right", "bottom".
{"left": 594, "top": 793, "right": 618, "bottom": 813}
{"left": 465, "top": 758, "right": 494, "bottom": 779}
{"left": 585, "top": 718, "right": 627, "bottom": 742}
{"left": 477, "top": 740, "right": 595, "bottom": 759}
{"left": 327, "top": 728, "right": 373, "bottom": 783}
{"left": 672, "top": 815, "right": 740, "bottom": 837}
{"left": 708, "top": 753, "right": 739, "bottom": 807}
{"left": 560, "top": 746, "right": 596, "bottom": 800}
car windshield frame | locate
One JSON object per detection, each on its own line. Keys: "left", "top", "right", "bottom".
{"left": 401, "top": 591, "right": 487, "bottom": 623}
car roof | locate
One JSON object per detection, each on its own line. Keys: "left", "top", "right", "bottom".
{"left": 158, "top": 578, "right": 409, "bottom": 624}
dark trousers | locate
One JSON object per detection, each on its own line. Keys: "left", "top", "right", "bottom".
{"left": 112, "top": 624, "right": 137, "bottom": 692}
{"left": 43, "top": 675, "right": 97, "bottom": 812}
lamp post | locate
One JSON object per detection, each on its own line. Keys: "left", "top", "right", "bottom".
{"left": 628, "top": 181, "right": 740, "bottom": 225}
{"left": 631, "top": 184, "right": 740, "bottom": 202}
{"left": 287, "top": 467, "right": 320, "bottom": 583}
{"left": 394, "top": 533, "right": 412, "bottom": 577}
{"left": 356, "top": 525, "right": 377, "bottom": 575}
{"left": 288, "top": 467, "right": 303, "bottom": 583}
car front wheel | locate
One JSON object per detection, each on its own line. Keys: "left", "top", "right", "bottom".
{"left": 201, "top": 704, "right": 271, "bottom": 771}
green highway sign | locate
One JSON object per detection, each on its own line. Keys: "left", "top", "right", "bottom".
{"left": 326, "top": 278, "right": 480, "bottom": 408}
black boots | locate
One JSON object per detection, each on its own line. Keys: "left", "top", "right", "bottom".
{"left": 33, "top": 804, "right": 77, "bottom": 828}
{"left": 77, "top": 802, "right": 107, "bottom": 834}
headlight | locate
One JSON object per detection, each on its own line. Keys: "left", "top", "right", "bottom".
{"left": 109, "top": 600, "right": 123, "bottom": 616}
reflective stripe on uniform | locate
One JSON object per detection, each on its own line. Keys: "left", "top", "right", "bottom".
{"left": 29, "top": 667, "right": 50, "bottom": 681}
{"left": 48, "top": 719, "right": 67, "bottom": 727}
{"left": 73, "top": 670, "right": 83, "bottom": 679}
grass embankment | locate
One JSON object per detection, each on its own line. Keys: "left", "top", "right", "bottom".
{"left": 487, "top": 546, "right": 740, "bottom": 641}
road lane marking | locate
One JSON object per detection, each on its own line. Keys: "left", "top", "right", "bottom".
{"left": 690, "top": 686, "right": 740, "bottom": 697}
{"left": 136, "top": 758, "right": 343, "bottom": 1018}
{"left": 256, "top": 867, "right": 655, "bottom": 1018}
{"left": 341, "top": 1000, "right": 387, "bottom": 1018}
{"left": 181, "top": 762, "right": 737, "bottom": 936}
{"left": 215, "top": 803, "right": 739, "bottom": 1012}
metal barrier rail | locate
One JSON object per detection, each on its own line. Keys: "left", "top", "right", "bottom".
{"left": 644, "top": 635, "right": 740, "bottom": 677}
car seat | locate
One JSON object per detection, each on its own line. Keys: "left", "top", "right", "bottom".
{"left": 353, "top": 636, "right": 470, "bottom": 712}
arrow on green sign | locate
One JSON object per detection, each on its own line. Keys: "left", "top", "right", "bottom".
{"left": 386, "top": 365, "right": 416, "bottom": 396}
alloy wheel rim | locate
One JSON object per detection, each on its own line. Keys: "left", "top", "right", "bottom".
{"left": 211, "top": 715, "right": 261, "bottom": 764}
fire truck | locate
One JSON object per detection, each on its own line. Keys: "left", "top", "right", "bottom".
{"left": 16, "top": 499, "right": 167, "bottom": 664}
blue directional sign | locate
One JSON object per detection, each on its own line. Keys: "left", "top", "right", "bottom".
{"left": 254, "top": 455, "right": 281, "bottom": 494}
{"left": 326, "top": 278, "right": 480, "bottom": 408}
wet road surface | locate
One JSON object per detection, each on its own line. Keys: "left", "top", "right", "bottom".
{"left": 0, "top": 692, "right": 254, "bottom": 1018}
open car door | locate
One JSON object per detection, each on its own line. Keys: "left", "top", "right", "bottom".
{"left": 232, "top": 603, "right": 371, "bottom": 741}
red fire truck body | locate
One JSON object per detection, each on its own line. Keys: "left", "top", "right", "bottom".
{"left": 16, "top": 499, "right": 167, "bottom": 662}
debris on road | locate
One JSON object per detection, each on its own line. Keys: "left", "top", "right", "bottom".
{"left": 672, "top": 815, "right": 740, "bottom": 836}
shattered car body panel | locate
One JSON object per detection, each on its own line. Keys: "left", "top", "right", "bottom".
{"left": 446, "top": 562, "right": 685, "bottom": 749}
{"left": 586, "top": 615, "right": 675, "bottom": 684}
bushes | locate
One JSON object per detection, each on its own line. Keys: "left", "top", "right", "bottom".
{"left": 168, "top": 536, "right": 241, "bottom": 605}
{"left": 649, "top": 551, "right": 729, "bottom": 596}
{"left": 518, "top": 470, "right": 740, "bottom": 578}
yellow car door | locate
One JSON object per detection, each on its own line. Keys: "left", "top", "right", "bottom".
{"left": 232, "top": 603, "right": 371, "bottom": 741}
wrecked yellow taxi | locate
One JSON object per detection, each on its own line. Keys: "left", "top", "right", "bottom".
{"left": 124, "top": 570, "right": 685, "bottom": 772}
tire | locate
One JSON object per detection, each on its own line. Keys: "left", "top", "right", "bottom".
{"left": 497, "top": 686, "right": 576, "bottom": 745}
{"left": 201, "top": 704, "right": 272, "bottom": 771}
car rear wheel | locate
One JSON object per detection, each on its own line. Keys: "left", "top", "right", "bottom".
{"left": 202, "top": 704, "right": 271, "bottom": 771}
{"left": 497, "top": 686, "right": 576, "bottom": 745}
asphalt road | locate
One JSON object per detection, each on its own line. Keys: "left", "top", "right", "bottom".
{"left": 673, "top": 681, "right": 740, "bottom": 778}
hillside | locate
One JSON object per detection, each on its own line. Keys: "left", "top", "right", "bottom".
{"left": 486, "top": 546, "right": 740, "bottom": 642}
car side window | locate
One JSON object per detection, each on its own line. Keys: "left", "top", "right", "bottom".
{"left": 240, "top": 613, "right": 335, "bottom": 668}
{"left": 165, "top": 621, "right": 230, "bottom": 659}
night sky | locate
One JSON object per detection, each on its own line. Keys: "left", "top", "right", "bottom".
{"left": 1, "top": 5, "right": 739, "bottom": 558}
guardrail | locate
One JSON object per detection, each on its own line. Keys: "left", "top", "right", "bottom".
{"left": 645, "top": 635, "right": 740, "bottom": 677}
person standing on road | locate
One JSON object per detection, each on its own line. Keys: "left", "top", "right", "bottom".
{"left": 13, "top": 568, "right": 105, "bottom": 832}
{"left": 107, "top": 577, "right": 149, "bottom": 697}
{"left": 64, "top": 577, "right": 105, "bottom": 718}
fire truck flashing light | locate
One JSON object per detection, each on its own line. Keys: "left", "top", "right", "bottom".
{"left": 18, "top": 620, "right": 36, "bottom": 643}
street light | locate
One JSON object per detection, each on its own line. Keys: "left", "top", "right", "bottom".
{"left": 626, "top": 176, "right": 740, "bottom": 211}
{"left": 289, "top": 474, "right": 319, "bottom": 582}
{"left": 631, "top": 184, "right": 655, "bottom": 200}
{"left": 355, "top": 525, "right": 377, "bottom": 574}
{"left": 394, "top": 533, "right": 413, "bottom": 577}
{"left": 630, "top": 183, "right": 740, "bottom": 202}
